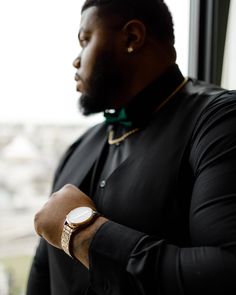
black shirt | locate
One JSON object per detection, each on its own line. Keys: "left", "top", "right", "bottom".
{"left": 27, "top": 65, "right": 236, "bottom": 295}
{"left": 91, "top": 64, "right": 185, "bottom": 204}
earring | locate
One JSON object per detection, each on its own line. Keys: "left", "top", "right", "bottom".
{"left": 127, "top": 47, "right": 134, "bottom": 53}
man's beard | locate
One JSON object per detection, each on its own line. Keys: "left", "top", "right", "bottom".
{"left": 78, "top": 51, "right": 124, "bottom": 115}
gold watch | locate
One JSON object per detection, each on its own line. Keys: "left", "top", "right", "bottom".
{"left": 61, "top": 206, "right": 100, "bottom": 258}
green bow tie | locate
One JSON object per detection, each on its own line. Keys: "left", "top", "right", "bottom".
{"left": 104, "top": 108, "right": 133, "bottom": 127}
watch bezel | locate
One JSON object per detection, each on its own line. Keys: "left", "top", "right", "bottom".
{"left": 66, "top": 206, "right": 96, "bottom": 227}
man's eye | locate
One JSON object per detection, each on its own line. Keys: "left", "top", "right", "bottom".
{"left": 80, "top": 39, "right": 88, "bottom": 47}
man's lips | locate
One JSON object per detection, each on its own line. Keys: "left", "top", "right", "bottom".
{"left": 74, "top": 72, "right": 80, "bottom": 82}
{"left": 74, "top": 73, "right": 83, "bottom": 92}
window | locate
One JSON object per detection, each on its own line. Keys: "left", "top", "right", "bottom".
{"left": 222, "top": 0, "right": 236, "bottom": 89}
{"left": 165, "top": 0, "right": 190, "bottom": 76}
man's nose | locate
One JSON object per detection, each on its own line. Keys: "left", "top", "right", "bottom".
{"left": 73, "top": 56, "right": 80, "bottom": 68}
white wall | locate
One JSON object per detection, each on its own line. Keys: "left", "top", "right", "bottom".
{"left": 222, "top": 0, "right": 236, "bottom": 89}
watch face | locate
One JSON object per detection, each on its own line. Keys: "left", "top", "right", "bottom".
{"left": 66, "top": 207, "right": 93, "bottom": 225}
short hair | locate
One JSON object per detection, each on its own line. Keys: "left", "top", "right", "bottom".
{"left": 81, "top": 0, "right": 175, "bottom": 45}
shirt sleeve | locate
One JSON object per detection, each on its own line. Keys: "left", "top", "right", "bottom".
{"left": 88, "top": 92, "right": 236, "bottom": 295}
{"left": 26, "top": 238, "right": 51, "bottom": 295}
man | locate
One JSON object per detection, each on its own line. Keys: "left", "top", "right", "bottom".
{"left": 27, "top": 0, "right": 236, "bottom": 294}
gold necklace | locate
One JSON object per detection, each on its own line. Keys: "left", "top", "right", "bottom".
{"left": 108, "top": 77, "right": 188, "bottom": 145}
{"left": 108, "top": 128, "right": 140, "bottom": 145}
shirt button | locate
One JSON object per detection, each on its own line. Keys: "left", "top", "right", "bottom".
{"left": 99, "top": 180, "right": 106, "bottom": 188}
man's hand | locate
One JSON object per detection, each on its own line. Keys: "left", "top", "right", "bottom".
{"left": 34, "top": 184, "right": 108, "bottom": 268}
{"left": 34, "top": 184, "right": 98, "bottom": 249}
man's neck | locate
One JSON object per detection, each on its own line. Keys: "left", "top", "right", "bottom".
{"left": 105, "top": 63, "right": 185, "bottom": 128}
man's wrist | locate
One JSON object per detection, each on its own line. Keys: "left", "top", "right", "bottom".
{"left": 61, "top": 206, "right": 101, "bottom": 258}
{"left": 72, "top": 216, "right": 108, "bottom": 268}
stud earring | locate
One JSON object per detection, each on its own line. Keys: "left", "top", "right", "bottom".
{"left": 127, "top": 47, "right": 134, "bottom": 53}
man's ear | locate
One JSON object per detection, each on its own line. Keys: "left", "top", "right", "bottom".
{"left": 122, "top": 20, "right": 146, "bottom": 53}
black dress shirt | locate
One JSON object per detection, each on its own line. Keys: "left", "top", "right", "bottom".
{"left": 89, "top": 64, "right": 185, "bottom": 201}
{"left": 27, "top": 64, "right": 236, "bottom": 295}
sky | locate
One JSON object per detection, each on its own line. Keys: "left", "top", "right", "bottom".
{"left": 0, "top": 0, "right": 190, "bottom": 125}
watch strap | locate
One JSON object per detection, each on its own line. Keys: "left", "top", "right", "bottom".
{"left": 61, "top": 209, "right": 100, "bottom": 258}
{"left": 61, "top": 224, "right": 74, "bottom": 257}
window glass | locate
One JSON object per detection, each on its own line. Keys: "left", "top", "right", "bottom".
{"left": 165, "top": 0, "right": 190, "bottom": 76}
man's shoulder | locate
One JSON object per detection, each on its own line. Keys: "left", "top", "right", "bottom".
{"left": 183, "top": 78, "right": 236, "bottom": 117}
{"left": 186, "top": 78, "right": 228, "bottom": 98}
{"left": 189, "top": 78, "right": 236, "bottom": 113}
{"left": 52, "top": 121, "right": 107, "bottom": 188}
{"left": 71, "top": 121, "right": 107, "bottom": 148}
{"left": 65, "top": 121, "right": 107, "bottom": 156}
{"left": 188, "top": 81, "right": 236, "bottom": 148}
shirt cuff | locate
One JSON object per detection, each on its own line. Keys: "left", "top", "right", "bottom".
{"left": 88, "top": 220, "right": 145, "bottom": 293}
